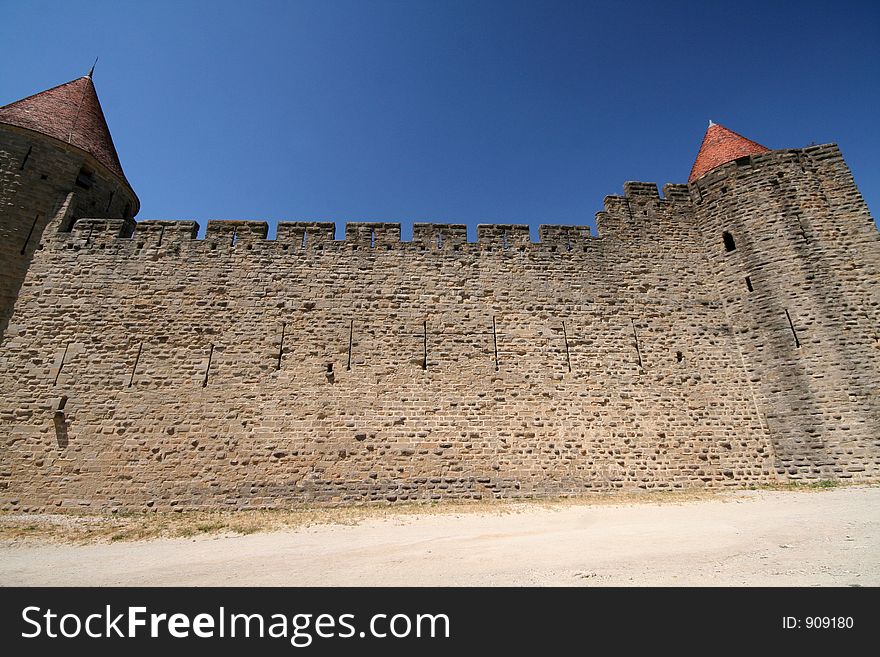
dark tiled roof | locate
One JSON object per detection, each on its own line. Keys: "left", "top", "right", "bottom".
{"left": 0, "top": 76, "right": 130, "bottom": 187}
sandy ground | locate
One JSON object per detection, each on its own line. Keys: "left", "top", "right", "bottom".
{"left": 1, "top": 487, "right": 877, "bottom": 586}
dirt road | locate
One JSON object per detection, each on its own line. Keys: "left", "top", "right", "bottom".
{"left": 1, "top": 487, "right": 877, "bottom": 586}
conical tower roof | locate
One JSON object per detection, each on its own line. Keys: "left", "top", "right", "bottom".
{"left": 689, "top": 121, "right": 770, "bottom": 182}
{"left": 0, "top": 74, "right": 131, "bottom": 188}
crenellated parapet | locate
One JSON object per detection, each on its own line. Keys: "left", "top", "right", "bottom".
{"left": 51, "top": 219, "right": 606, "bottom": 252}
{"left": 345, "top": 222, "right": 401, "bottom": 248}
{"left": 538, "top": 225, "right": 591, "bottom": 250}
{"left": 412, "top": 223, "right": 467, "bottom": 248}
{"left": 276, "top": 221, "right": 336, "bottom": 247}
{"left": 206, "top": 220, "right": 268, "bottom": 244}
{"left": 595, "top": 180, "right": 694, "bottom": 240}
{"left": 49, "top": 177, "right": 706, "bottom": 255}
{"left": 133, "top": 220, "right": 199, "bottom": 244}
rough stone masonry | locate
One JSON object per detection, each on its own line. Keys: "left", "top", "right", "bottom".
{"left": 0, "top": 75, "right": 878, "bottom": 512}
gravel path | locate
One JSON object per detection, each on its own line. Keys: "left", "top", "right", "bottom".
{"left": 1, "top": 487, "right": 877, "bottom": 586}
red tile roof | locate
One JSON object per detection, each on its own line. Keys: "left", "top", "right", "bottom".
{"left": 689, "top": 122, "right": 770, "bottom": 182}
{"left": 0, "top": 75, "right": 131, "bottom": 187}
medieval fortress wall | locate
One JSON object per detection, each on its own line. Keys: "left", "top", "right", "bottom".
{"left": 0, "top": 88, "right": 878, "bottom": 511}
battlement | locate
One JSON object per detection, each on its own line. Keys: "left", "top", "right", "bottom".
{"left": 602, "top": 180, "right": 693, "bottom": 213}
{"left": 52, "top": 177, "right": 710, "bottom": 254}
{"left": 275, "top": 221, "right": 336, "bottom": 247}
{"left": 595, "top": 179, "right": 695, "bottom": 239}
{"left": 69, "top": 217, "right": 136, "bottom": 240}
{"left": 412, "top": 223, "right": 468, "bottom": 248}
{"left": 135, "top": 220, "right": 200, "bottom": 244}
{"left": 206, "top": 220, "right": 268, "bottom": 243}
{"left": 46, "top": 147, "right": 866, "bottom": 261}
{"left": 57, "top": 219, "right": 601, "bottom": 250}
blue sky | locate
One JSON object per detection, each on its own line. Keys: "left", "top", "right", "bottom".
{"left": 2, "top": 0, "right": 878, "bottom": 237}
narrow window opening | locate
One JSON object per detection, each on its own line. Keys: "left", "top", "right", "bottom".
{"left": 157, "top": 225, "right": 165, "bottom": 247}
{"left": 202, "top": 344, "right": 214, "bottom": 387}
{"left": 75, "top": 167, "right": 94, "bottom": 190}
{"left": 437, "top": 232, "right": 443, "bottom": 249}
{"left": 422, "top": 321, "right": 428, "bottom": 370}
{"left": 85, "top": 224, "right": 94, "bottom": 245}
{"left": 723, "top": 231, "right": 736, "bottom": 252}
{"left": 20, "top": 146, "right": 32, "bottom": 170}
{"left": 277, "top": 322, "right": 286, "bottom": 370}
{"left": 325, "top": 362, "right": 335, "bottom": 383}
{"left": 562, "top": 321, "right": 572, "bottom": 373}
{"left": 347, "top": 320, "right": 354, "bottom": 370}
{"left": 492, "top": 316, "right": 499, "bottom": 371}
{"left": 21, "top": 215, "right": 39, "bottom": 255}
{"left": 502, "top": 231, "right": 509, "bottom": 250}
{"left": 566, "top": 240, "right": 573, "bottom": 252}
{"left": 231, "top": 227, "right": 238, "bottom": 246}
{"left": 370, "top": 229, "right": 376, "bottom": 248}
{"left": 53, "top": 344, "right": 70, "bottom": 386}
{"left": 676, "top": 351, "right": 683, "bottom": 363}
{"left": 40, "top": 174, "right": 48, "bottom": 181}
{"left": 53, "top": 398, "right": 69, "bottom": 447}
{"left": 301, "top": 231, "right": 307, "bottom": 248}
{"left": 105, "top": 190, "right": 115, "bottom": 212}
{"left": 745, "top": 276, "right": 753, "bottom": 292}
{"left": 784, "top": 310, "right": 801, "bottom": 348}
{"left": 128, "top": 341, "right": 143, "bottom": 387}
{"left": 631, "top": 319, "right": 643, "bottom": 369}
{"left": 326, "top": 363, "right": 334, "bottom": 373}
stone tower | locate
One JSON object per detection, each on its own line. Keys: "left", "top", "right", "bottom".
{"left": 689, "top": 121, "right": 880, "bottom": 479}
{"left": 0, "top": 70, "right": 139, "bottom": 337}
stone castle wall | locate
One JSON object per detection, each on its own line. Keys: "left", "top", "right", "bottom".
{"left": 0, "top": 143, "right": 877, "bottom": 511}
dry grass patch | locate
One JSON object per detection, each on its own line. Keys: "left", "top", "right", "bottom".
{"left": 2, "top": 482, "right": 874, "bottom": 545}
{"left": 0, "top": 489, "right": 717, "bottom": 544}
